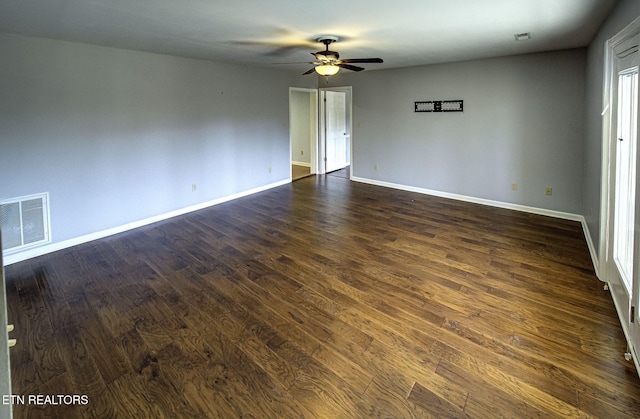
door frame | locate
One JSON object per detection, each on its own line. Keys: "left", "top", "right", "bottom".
{"left": 599, "top": 15, "right": 640, "bottom": 374}
{"left": 319, "top": 86, "right": 352, "bottom": 176}
{"left": 289, "top": 87, "right": 319, "bottom": 179}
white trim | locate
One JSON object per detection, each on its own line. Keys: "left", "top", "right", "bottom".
{"left": 292, "top": 161, "right": 311, "bottom": 168}
{"left": 3, "top": 179, "right": 289, "bottom": 266}
{"left": 581, "top": 220, "right": 600, "bottom": 278}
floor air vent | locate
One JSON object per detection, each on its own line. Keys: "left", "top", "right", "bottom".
{"left": 1, "top": 193, "right": 50, "bottom": 254}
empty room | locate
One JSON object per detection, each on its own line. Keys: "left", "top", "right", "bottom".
{"left": 2, "top": 0, "right": 640, "bottom": 417}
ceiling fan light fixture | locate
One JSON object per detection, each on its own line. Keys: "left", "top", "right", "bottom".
{"left": 315, "top": 65, "right": 340, "bottom": 76}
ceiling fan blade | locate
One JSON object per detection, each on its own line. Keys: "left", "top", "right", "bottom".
{"left": 340, "top": 58, "right": 384, "bottom": 64}
{"left": 267, "top": 45, "right": 310, "bottom": 57}
{"left": 338, "top": 63, "right": 365, "bottom": 72}
{"left": 230, "top": 41, "right": 312, "bottom": 57}
{"left": 270, "top": 61, "right": 319, "bottom": 65}
{"left": 302, "top": 67, "right": 317, "bottom": 75}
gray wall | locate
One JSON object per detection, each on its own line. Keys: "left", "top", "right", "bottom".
{"left": 583, "top": 0, "right": 640, "bottom": 259}
{"left": 0, "top": 34, "right": 294, "bottom": 246}
{"left": 326, "top": 49, "right": 586, "bottom": 214}
{"left": 290, "top": 90, "right": 312, "bottom": 164}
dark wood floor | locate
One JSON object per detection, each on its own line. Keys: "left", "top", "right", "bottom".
{"left": 328, "top": 165, "right": 350, "bottom": 179}
{"left": 5, "top": 170, "right": 640, "bottom": 418}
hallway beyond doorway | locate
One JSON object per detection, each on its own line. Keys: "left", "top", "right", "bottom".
{"left": 292, "top": 164, "right": 312, "bottom": 181}
{"left": 327, "top": 166, "right": 350, "bottom": 179}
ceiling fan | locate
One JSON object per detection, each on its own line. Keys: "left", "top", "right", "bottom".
{"left": 302, "top": 36, "right": 383, "bottom": 76}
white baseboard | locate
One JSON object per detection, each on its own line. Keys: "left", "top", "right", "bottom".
{"left": 292, "top": 161, "right": 311, "bottom": 167}
{"left": 3, "top": 179, "right": 290, "bottom": 266}
{"left": 352, "top": 176, "right": 582, "bottom": 220}
{"left": 6, "top": 175, "right": 601, "bottom": 277}
{"left": 580, "top": 219, "right": 601, "bottom": 279}
{"left": 607, "top": 278, "right": 640, "bottom": 377}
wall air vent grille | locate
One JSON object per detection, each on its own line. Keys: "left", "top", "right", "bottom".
{"left": 1, "top": 193, "right": 50, "bottom": 255}
{"left": 415, "top": 100, "right": 463, "bottom": 113}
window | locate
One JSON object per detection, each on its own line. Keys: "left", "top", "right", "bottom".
{"left": 613, "top": 68, "right": 638, "bottom": 291}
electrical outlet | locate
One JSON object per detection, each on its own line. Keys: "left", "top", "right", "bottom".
{"left": 545, "top": 187, "right": 552, "bottom": 196}
{"left": 191, "top": 183, "right": 197, "bottom": 192}
{"left": 301, "top": 150, "right": 304, "bottom": 155}
{"left": 268, "top": 167, "right": 272, "bottom": 173}
{"left": 374, "top": 164, "right": 378, "bottom": 171}
{"left": 511, "top": 182, "right": 517, "bottom": 191}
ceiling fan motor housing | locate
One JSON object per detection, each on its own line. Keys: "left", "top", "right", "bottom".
{"left": 315, "top": 50, "right": 339, "bottom": 60}
{"left": 303, "top": 35, "right": 383, "bottom": 75}
{"left": 315, "top": 36, "right": 340, "bottom": 61}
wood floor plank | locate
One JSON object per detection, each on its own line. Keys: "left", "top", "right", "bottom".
{"left": 5, "top": 170, "right": 640, "bottom": 417}
{"left": 436, "top": 359, "right": 548, "bottom": 418}
{"left": 356, "top": 375, "right": 433, "bottom": 419}
{"left": 407, "top": 380, "right": 468, "bottom": 418}
{"left": 437, "top": 342, "right": 584, "bottom": 418}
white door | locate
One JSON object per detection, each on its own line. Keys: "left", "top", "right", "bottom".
{"left": 324, "top": 91, "right": 347, "bottom": 173}
{"left": 606, "top": 33, "right": 640, "bottom": 363}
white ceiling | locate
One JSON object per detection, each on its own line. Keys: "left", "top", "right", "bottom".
{"left": 0, "top": 0, "right": 618, "bottom": 73}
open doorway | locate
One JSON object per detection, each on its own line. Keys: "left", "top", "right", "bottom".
{"left": 319, "top": 87, "right": 352, "bottom": 176}
{"left": 289, "top": 88, "right": 318, "bottom": 181}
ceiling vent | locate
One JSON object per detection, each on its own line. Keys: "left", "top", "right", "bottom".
{"left": 514, "top": 32, "right": 531, "bottom": 41}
